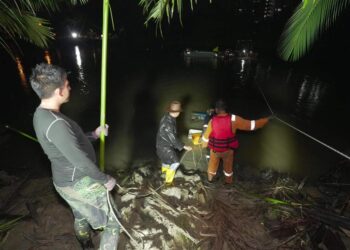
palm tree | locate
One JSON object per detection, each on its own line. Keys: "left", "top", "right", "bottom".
{"left": 139, "top": 0, "right": 350, "bottom": 62}
{"left": 278, "top": 0, "right": 350, "bottom": 61}
{"left": 0, "top": 0, "right": 88, "bottom": 59}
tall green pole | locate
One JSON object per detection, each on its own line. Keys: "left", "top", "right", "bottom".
{"left": 99, "top": 0, "right": 109, "bottom": 172}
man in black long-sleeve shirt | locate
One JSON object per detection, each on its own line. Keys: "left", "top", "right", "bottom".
{"left": 30, "top": 63, "right": 119, "bottom": 249}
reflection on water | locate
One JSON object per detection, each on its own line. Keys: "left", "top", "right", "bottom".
{"left": 184, "top": 56, "right": 218, "bottom": 69}
{"left": 75, "top": 46, "right": 82, "bottom": 66}
{"left": 15, "top": 57, "right": 27, "bottom": 90}
{"left": 294, "top": 76, "right": 328, "bottom": 120}
{"left": 240, "top": 59, "right": 245, "bottom": 73}
{"left": 44, "top": 50, "right": 52, "bottom": 64}
{"left": 74, "top": 46, "right": 88, "bottom": 95}
{"left": 231, "top": 58, "right": 254, "bottom": 87}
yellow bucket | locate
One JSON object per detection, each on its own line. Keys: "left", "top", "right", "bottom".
{"left": 191, "top": 133, "right": 201, "bottom": 145}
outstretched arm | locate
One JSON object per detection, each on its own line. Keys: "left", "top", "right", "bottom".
{"left": 234, "top": 116, "right": 269, "bottom": 131}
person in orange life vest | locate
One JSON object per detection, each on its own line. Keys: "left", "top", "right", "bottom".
{"left": 201, "top": 100, "right": 269, "bottom": 184}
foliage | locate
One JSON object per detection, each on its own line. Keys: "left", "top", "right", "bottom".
{"left": 139, "top": 0, "right": 203, "bottom": 36}
{"left": 0, "top": 0, "right": 88, "bottom": 59}
{"left": 0, "top": 214, "right": 26, "bottom": 233}
{"left": 140, "top": 0, "right": 350, "bottom": 61}
{"left": 278, "top": 0, "right": 350, "bottom": 61}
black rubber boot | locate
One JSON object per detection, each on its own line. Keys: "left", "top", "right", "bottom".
{"left": 78, "top": 238, "right": 94, "bottom": 250}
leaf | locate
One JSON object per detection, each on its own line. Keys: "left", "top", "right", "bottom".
{"left": 278, "top": 0, "right": 350, "bottom": 61}
{"left": 0, "top": 0, "right": 90, "bottom": 59}
{"left": 139, "top": 0, "right": 199, "bottom": 35}
{"left": 0, "top": 214, "right": 26, "bottom": 233}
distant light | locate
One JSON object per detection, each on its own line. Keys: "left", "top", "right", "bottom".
{"left": 243, "top": 49, "right": 246, "bottom": 53}
{"left": 71, "top": 32, "right": 78, "bottom": 38}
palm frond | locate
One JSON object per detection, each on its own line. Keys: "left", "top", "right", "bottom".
{"left": 139, "top": 0, "right": 199, "bottom": 35}
{"left": 20, "top": 15, "right": 55, "bottom": 47}
{"left": 0, "top": 36, "right": 15, "bottom": 59}
{"left": 0, "top": 8, "right": 54, "bottom": 47}
{"left": 5, "top": 0, "right": 88, "bottom": 14}
{"left": 278, "top": 0, "right": 350, "bottom": 62}
{"left": 0, "top": 0, "right": 89, "bottom": 59}
{"left": 0, "top": 214, "right": 26, "bottom": 233}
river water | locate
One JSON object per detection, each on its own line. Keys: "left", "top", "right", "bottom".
{"left": 1, "top": 40, "right": 349, "bottom": 180}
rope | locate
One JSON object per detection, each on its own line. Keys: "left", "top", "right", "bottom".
{"left": 179, "top": 150, "right": 190, "bottom": 163}
{"left": 106, "top": 190, "right": 142, "bottom": 248}
{"left": 257, "top": 84, "right": 350, "bottom": 161}
{"left": 256, "top": 85, "right": 274, "bottom": 116}
{"left": 274, "top": 117, "right": 350, "bottom": 161}
{"left": 135, "top": 183, "right": 165, "bottom": 199}
{"left": 179, "top": 146, "right": 209, "bottom": 176}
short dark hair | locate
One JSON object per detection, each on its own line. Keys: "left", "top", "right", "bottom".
{"left": 30, "top": 63, "right": 67, "bottom": 99}
{"left": 215, "top": 99, "right": 227, "bottom": 112}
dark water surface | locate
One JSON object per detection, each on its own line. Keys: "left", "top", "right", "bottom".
{"left": 1, "top": 41, "right": 349, "bottom": 180}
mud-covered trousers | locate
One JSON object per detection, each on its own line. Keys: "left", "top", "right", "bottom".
{"left": 207, "top": 149, "right": 234, "bottom": 184}
{"left": 54, "top": 176, "right": 120, "bottom": 249}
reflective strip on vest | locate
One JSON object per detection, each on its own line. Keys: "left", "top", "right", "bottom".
{"left": 209, "top": 137, "right": 238, "bottom": 148}
{"left": 224, "top": 170, "right": 233, "bottom": 177}
{"left": 251, "top": 120, "right": 255, "bottom": 130}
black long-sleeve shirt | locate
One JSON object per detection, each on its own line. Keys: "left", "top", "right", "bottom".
{"left": 33, "top": 107, "right": 108, "bottom": 187}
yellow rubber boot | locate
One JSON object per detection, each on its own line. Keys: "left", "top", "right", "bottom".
{"left": 165, "top": 169, "right": 176, "bottom": 184}
{"left": 161, "top": 165, "right": 170, "bottom": 174}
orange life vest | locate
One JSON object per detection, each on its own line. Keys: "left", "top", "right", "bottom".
{"left": 209, "top": 114, "right": 239, "bottom": 152}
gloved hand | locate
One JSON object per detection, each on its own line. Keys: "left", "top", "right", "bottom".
{"left": 94, "top": 124, "right": 109, "bottom": 138}
{"left": 104, "top": 175, "right": 116, "bottom": 191}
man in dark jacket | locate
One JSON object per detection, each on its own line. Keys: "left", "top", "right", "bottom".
{"left": 156, "top": 101, "right": 192, "bottom": 184}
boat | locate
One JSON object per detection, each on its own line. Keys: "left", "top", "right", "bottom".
{"left": 183, "top": 48, "right": 218, "bottom": 59}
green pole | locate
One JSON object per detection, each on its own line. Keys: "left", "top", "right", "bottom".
{"left": 99, "top": 0, "right": 110, "bottom": 172}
